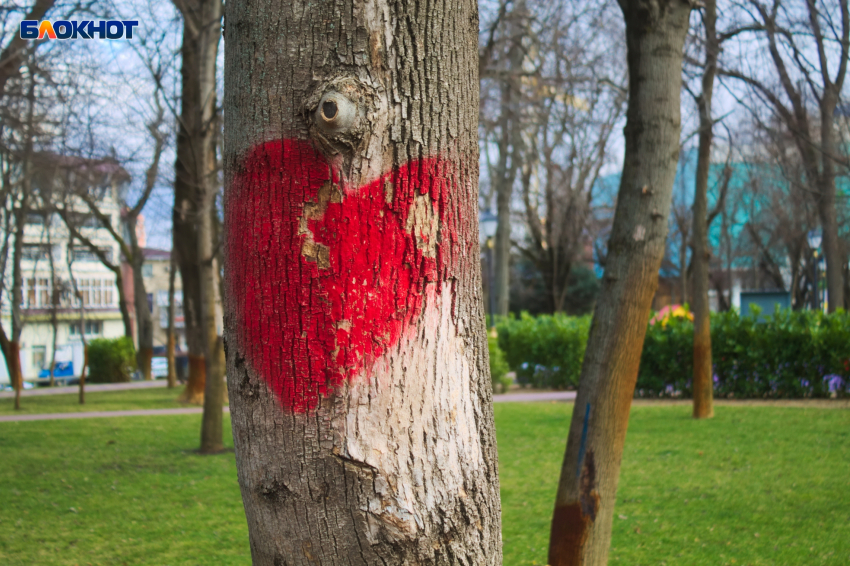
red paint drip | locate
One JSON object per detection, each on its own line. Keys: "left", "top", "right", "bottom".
{"left": 227, "top": 139, "right": 460, "bottom": 412}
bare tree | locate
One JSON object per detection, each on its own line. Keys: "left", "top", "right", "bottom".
{"left": 166, "top": 248, "right": 178, "bottom": 388}
{"left": 53, "top": 107, "right": 167, "bottom": 381}
{"left": 480, "top": 0, "right": 529, "bottom": 317}
{"left": 171, "top": 0, "right": 225, "bottom": 451}
{"left": 721, "top": 0, "right": 849, "bottom": 312}
{"left": 0, "top": 0, "right": 56, "bottom": 98}
{"left": 0, "top": 57, "right": 39, "bottom": 410}
{"left": 65, "top": 235, "right": 87, "bottom": 403}
{"left": 514, "top": 2, "right": 626, "bottom": 314}
{"left": 548, "top": 0, "right": 693, "bottom": 563}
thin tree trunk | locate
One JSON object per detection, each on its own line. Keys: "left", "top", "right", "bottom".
{"left": 7, "top": 69, "right": 36, "bottom": 410}
{"left": 167, "top": 250, "right": 178, "bottom": 388}
{"left": 223, "top": 0, "right": 501, "bottom": 563}
{"left": 817, "top": 91, "right": 844, "bottom": 312}
{"left": 9, "top": 341, "right": 22, "bottom": 410}
{"left": 46, "top": 218, "right": 59, "bottom": 387}
{"left": 79, "top": 341, "right": 87, "bottom": 405}
{"left": 173, "top": 0, "right": 218, "bottom": 407}
{"left": 67, "top": 239, "right": 87, "bottom": 404}
{"left": 199, "top": 203, "right": 225, "bottom": 454}
{"left": 171, "top": 0, "right": 225, "bottom": 449}
{"left": 133, "top": 253, "right": 154, "bottom": 379}
{"left": 548, "top": 1, "right": 691, "bottom": 564}
{"left": 691, "top": 0, "right": 717, "bottom": 420}
{"left": 493, "top": 23, "right": 525, "bottom": 317}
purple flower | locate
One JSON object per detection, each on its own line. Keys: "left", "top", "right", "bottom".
{"left": 824, "top": 375, "right": 845, "bottom": 393}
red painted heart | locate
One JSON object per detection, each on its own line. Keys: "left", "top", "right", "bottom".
{"left": 227, "top": 139, "right": 459, "bottom": 412}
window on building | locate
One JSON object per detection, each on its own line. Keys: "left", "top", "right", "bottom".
{"left": 142, "top": 263, "right": 153, "bottom": 278}
{"left": 69, "top": 320, "right": 101, "bottom": 336}
{"left": 71, "top": 246, "right": 113, "bottom": 264}
{"left": 147, "top": 293, "right": 153, "bottom": 313}
{"left": 23, "top": 277, "right": 52, "bottom": 308}
{"left": 26, "top": 211, "right": 49, "bottom": 226}
{"left": 21, "top": 244, "right": 50, "bottom": 262}
{"left": 32, "top": 346, "right": 46, "bottom": 370}
{"left": 71, "top": 279, "right": 115, "bottom": 308}
{"left": 65, "top": 212, "right": 101, "bottom": 230}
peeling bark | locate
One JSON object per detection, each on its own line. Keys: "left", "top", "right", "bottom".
{"left": 548, "top": 0, "right": 692, "bottom": 564}
{"left": 223, "top": 0, "right": 501, "bottom": 563}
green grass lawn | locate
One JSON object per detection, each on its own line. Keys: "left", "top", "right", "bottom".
{"left": 498, "top": 403, "right": 850, "bottom": 566}
{"left": 0, "top": 387, "right": 187, "bottom": 416}
{"left": 1, "top": 403, "right": 848, "bottom": 565}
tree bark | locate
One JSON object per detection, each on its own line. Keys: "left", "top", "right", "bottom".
{"left": 167, "top": 250, "right": 178, "bottom": 388}
{"left": 691, "top": 0, "right": 717, "bottom": 420}
{"left": 79, "top": 344, "right": 87, "bottom": 404}
{"left": 493, "top": 23, "right": 525, "bottom": 317}
{"left": 199, "top": 196, "right": 225, "bottom": 454}
{"left": 131, "top": 246, "right": 154, "bottom": 380}
{"left": 223, "top": 0, "right": 501, "bottom": 563}
{"left": 548, "top": 1, "right": 691, "bottom": 564}
{"left": 817, "top": 89, "right": 844, "bottom": 312}
{"left": 173, "top": 0, "right": 222, "bottom": 407}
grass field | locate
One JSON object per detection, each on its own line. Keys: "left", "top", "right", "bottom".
{"left": 1, "top": 399, "right": 848, "bottom": 565}
{"left": 0, "top": 387, "right": 186, "bottom": 416}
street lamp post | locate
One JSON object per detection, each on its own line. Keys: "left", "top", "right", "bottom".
{"left": 807, "top": 230, "right": 822, "bottom": 312}
{"left": 479, "top": 212, "right": 498, "bottom": 328}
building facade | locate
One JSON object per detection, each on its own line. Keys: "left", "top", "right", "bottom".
{"left": 0, "top": 154, "right": 128, "bottom": 384}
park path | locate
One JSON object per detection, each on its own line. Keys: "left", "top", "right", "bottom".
{"left": 2, "top": 391, "right": 846, "bottom": 423}
{"left": 0, "top": 379, "right": 168, "bottom": 399}
{"left": 0, "top": 390, "right": 577, "bottom": 423}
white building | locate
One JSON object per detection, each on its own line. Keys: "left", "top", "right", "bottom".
{"left": 0, "top": 154, "right": 129, "bottom": 384}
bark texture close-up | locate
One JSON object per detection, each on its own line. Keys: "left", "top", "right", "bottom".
{"left": 223, "top": 0, "right": 501, "bottom": 564}
{"left": 547, "top": 0, "right": 692, "bottom": 564}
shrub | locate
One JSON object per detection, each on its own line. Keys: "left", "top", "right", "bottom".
{"left": 87, "top": 337, "right": 137, "bottom": 383}
{"left": 637, "top": 307, "right": 850, "bottom": 399}
{"left": 496, "top": 313, "right": 590, "bottom": 389}
{"left": 488, "top": 336, "right": 512, "bottom": 393}
{"left": 496, "top": 308, "right": 850, "bottom": 398}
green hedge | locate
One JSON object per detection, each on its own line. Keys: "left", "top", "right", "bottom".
{"left": 497, "top": 313, "right": 591, "bottom": 389}
{"left": 87, "top": 337, "right": 137, "bottom": 383}
{"left": 497, "top": 309, "right": 850, "bottom": 398}
{"left": 488, "top": 336, "right": 512, "bottom": 393}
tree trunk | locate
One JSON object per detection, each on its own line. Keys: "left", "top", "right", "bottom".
{"left": 548, "top": 1, "right": 691, "bottom": 564}
{"left": 691, "top": 0, "right": 717, "bottom": 420}
{"left": 199, "top": 201, "right": 225, "bottom": 454}
{"left": 6, "top": 74, "right": 33, "bottom": 410}
{"left": 129, "top": 225, "right": 154, "bottom": 380}
{"left": 133, "top": 258, "right": 154, "bottom": 380}
{"left": 171, "top": 0, "right": 224, "bottom": 451}
{"left": 223, "top": 0, "right": 501, "bottom": 563}
{"left": 79, "top": 344, "right": 87, "bottom": 405}
{"left": 47, "top": 218, "right": 58, "bottom": 387}
{"left": 173, "top": 0, "right": 221, "bottom": 406}
{"left": 167, "top": 250, "right": 178, "bottom": 388}
{"left": 9, "top": 341, "right": 22, "bottom": 410}
{"left": 115, "top": 269, "right": 134, "bottom": 340}
{"left": 493, "top": 27, "right": 525, "bottom": 317}
{"left": 817, "top": 91, "right": 844, "bottom": 313}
